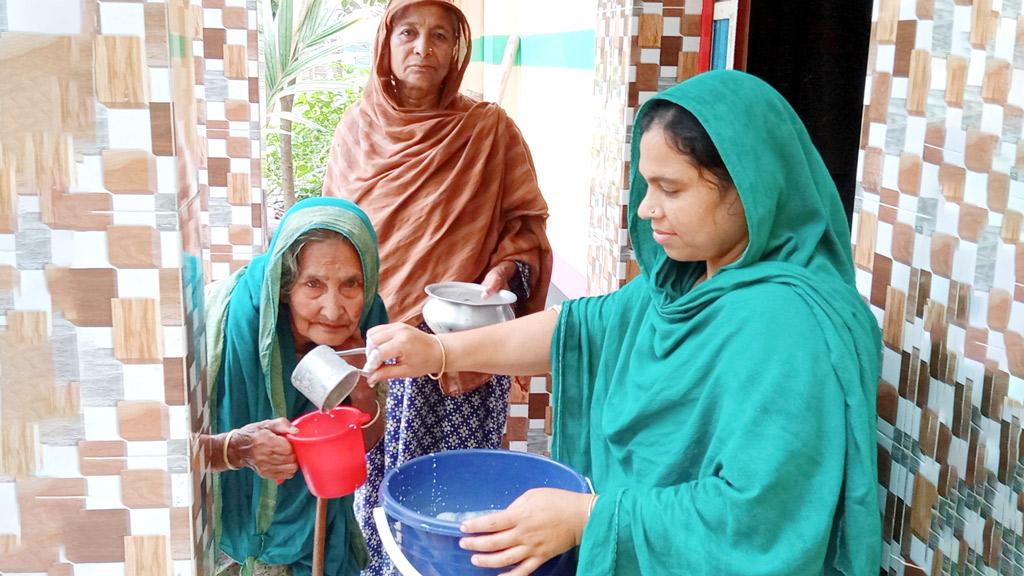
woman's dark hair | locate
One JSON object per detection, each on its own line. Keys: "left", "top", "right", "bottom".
{"left": 638, "top": 99, "right": 734, "bottom": 192}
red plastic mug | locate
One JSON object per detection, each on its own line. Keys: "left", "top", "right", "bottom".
{"left": 286, "top": 406, "right": 371, "bottom": 498}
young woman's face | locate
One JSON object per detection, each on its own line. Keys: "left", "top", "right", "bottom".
{"left": 286, "top": 237, "right": 365, "bottom": 351}
{"left": 637, "top": 124, "right": 749, "bottom": 272}
{"left": 388, "top": 5, "right": 456, "bottom": 97}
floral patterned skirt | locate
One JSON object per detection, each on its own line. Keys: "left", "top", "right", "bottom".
{"left": 353, "top": 372, "right": 511, "bottom": 576}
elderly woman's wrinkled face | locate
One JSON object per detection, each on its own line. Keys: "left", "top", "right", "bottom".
{"left": 389, "top": 4, "right": 456, "bottom": 97}
{"left": 286, "top": 237, "right": 365, "bottom": 350}
{"left": 637, "top": 124, "right": 749, "bottom": 271}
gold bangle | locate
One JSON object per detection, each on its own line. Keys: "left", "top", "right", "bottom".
{"left": 426, "top": 334, "right": 446, "bottom": 381}
{"left": 362, "top": 400, "right": 382, "bottom": 429}
{"left": 223, "top": 429, "right": 240, "bottom": 470}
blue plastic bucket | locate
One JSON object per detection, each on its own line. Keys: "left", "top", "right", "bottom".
{"left": 378, "top": 449, "right": 590, "bottom": 576}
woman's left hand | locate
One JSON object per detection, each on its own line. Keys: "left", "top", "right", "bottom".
{"left": 459, "top": 488, "right": 592, "bottom": 576}
{"left": 480, "top": 261, "right": 517, "bottom": 299}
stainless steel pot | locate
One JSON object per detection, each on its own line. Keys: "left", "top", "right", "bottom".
{"left": 291, "top": 345, "right": 369, "bottom": 412}
{"left": 421, "top": 282, "right": 517, "bottom": 334}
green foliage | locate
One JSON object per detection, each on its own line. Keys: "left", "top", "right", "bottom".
{"left": 264, "top": 83, "right": 363, "bottom": 201}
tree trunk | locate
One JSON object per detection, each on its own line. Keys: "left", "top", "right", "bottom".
{"left": 280, "top": 92, "right": 297, "bottom": 208}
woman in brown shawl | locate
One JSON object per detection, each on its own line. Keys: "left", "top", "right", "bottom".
{"left": 322, "top": 0, "right": 552, "bottom": 573}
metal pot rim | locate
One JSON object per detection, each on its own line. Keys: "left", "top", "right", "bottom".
{"left": 424, "top": 281, "right": 517, "bottom": 307}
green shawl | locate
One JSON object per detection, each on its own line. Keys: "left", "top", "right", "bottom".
{"left": 207, "top": 197, "right": 388, "bottom": 576}
{"left": 552, "top": 71, "right": 882, "bottom": 575}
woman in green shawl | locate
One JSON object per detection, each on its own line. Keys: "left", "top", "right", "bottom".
{"left": 203, "top": 197, "right": 389, "bottom": 576}
{"left": 366, "top": 71, "right": 882, "bottom": 575}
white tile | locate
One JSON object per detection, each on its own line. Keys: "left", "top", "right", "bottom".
{"left": 205, "top": 101, "right": 225, "bottom": 120}
{"left": 0, "top": 234, "right": 15, "bottom": 251}
{"left": 225, "top": 29, "right": 247, "bottom": 45}
{"left": 84, "top": 407, "right": 121, "bottom": 440}
{"left": 981, "top": 103, "right": 1003, "bottom": 135}
{"left": 169, "top": 406, "right": 188, "bottom": 440}
{"left": 875, "top": 44, "right": 895, "bottom": 74}
{"left": 122, "top": 363, "right": 165, "bottom": 402}
{"left": 149, "top": 68, "right": 172, "bottom": 103}
{"left": 72, "top": 231, "right": 112, "bottom": 268}
{"left": 76, "top": 154, "right": 106, "bottom": 192}
{"left": 967, "top": 48, "right": 986, "bottom": 86}
{"left": 18, "top": 195, "right": 40, "bottom": 214}
{"left": 212, "top": 262, "right": 231, "bottom": 281}
{"left": 662, "top": 16, "right": 680, "bottom": 37}
{"left": 86, "top": 475, "right": 124, "bottom": 509}
{"left": 6, "top": 0, "right": 82, "bottom": 34}
{"left": 929, "top": 56, "right": 947, "bottom": 91}
{"left": 129, "top": 508, "right": 171, "bottom": 535}
{"left": 126, "top": 455, "right": 168, "bottom": 470}
{"left": 994, "top": 16, "right": 1017, "bottom": 61}
{"left": 108, "top": 111, "right": 152, "bottom": 152}
{"left": 682, "top": 36, "right": 700, "bottom": 52}
{"left": 39, "top": 445, "right": 79, "bottom": 477}
{"left": 210, "top": 226, "right": 229, "bottom": 245}
{"left": 230, "top": 205, "right": 252, "bottom": 225}
{"left": 174, "top": 560, "right": 195, "bottom": 576}
{"left": 904, "top": 115, "right": 927, "bottom": 157}
{"left": 117, "top": 269, "right": 160, "bottom": 299}
{"left": 99, "top": 1, "right": 144, "bottom": 36}
{"left": 868, "top": 122, "right": 887, "bottom": 149}
{"left": 15, "top": 270, "right": 51, "bottom": 314}
{"left": 509, "top": 404, "right": 528, "bottom": 418}
{"left": 1009, "top": 69, "right": 1024, "bottom": 108}
{"left": 882, "top": 153, "right": 900, "bottom": 190}
{"left": 0, "top": 483, "right": 22, "bottom": 534}
{"left": 113, "top": 211, "right": 157, "bottom": 227}
{"left": 157, "top": 157, "right": 178, "bottom": 196}
{"left": 890, "top": 76, "right": 908, "bottom": 100}
{"left": 915, "top": 20, "right": 933, "bottom": 50}
{"left": 203, "top": 7, "right": 223, "bottom": 28}
{"left": 161, "top": 231, "right": 182, "bottom": 269}
{"left": 228, "top": 79, "right": 250, "bottom": 100}
{"left": 112, "top": 194, "right": 156, "bottom": 213}
{"left": 171, "top": 473, "right": 191, "bottom": 507}
{"left": 206, "top": 58, "right": 224, "bottom": 72}
{"left": 163, "top": 326, "right": 185, "bottom": 357}
{"left": 207, "top": 138, "right": 227, "bottom": 158}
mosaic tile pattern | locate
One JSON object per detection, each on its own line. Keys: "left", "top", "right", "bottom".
{"left": 0, "top": 0, "right": 262, "bottom": 574}
{"left": 589, "top": 0, "right": 705, "bottom": 295}
{"left": 854, "top": 0, "right": 1024, "bottom": 573}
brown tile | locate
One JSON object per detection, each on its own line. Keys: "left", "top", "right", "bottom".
{"left": 528, "top": 392, "right": 548, "bottom": 419}
{"left": 164, "top": 357, "right": 186, "bottom": 406}
{"left": 0, "top": 265, "right": 19, "bottom": 292}
{"left": 878, "top": 381, "right": 899, "bottom": 425}
{"left": 225, "top": 99, "right": 250, "bottom": 122}
{"left": 917, "top": 0, "right": 934, "bottom": 18}
{"left": 981, "top": 58, "right": 1012, "bottom": 104}
{"left": 144, "top": 3, "right": 169, "bottom": 67}
{"left": 862, "top": 147, "right": 884, "bottom": 192}
{"left": 117, "top": 401, "right": 169, "bottom": 441}
{"left": 868, "top": 72, "right": 892, "bottom": 123}
{"left": 203, "top": 28, "right": 225, "bottom": 59}
{"left": 42, "top": 190, "right": 115, "bottom": 231}
{"left": 988, "top": 170, "right": 1009, "bottom": 212}
{"left": 170, "top": 507, "right": 191, "bottom": 560}
{"left": 208, "top": 157, "right": 230, "bottom": 187}
{"left": 638, "top": 14, "right": 663, "bottom": 48}
{"left": 248, "top": 29, "right": 259, "bottom": 60}
{"left": 250, "top": 76, "right": 260, "bottom": 103}
{"left": 945, "top": 55, "right": 968, "bottom": 107}
{"left": 79, "top": 440, "right": 126, "bottom": 458}
{"left": 227, "top": 172, "right": 251, "bottom": 205}
{"left": 906, "top": 49, "right": 930, "bottom": 116}
{"left": 883, "top": 287, "right": 906, "bottom": 350}
{"left": 910, "top": 473, "right": 937, "bottom": 539}
{"left": 854, "top": 209, "right": 877, "bottom": 271}
{"left": 189, "top": 5, "right": 204, "bottom": 39}
{"left": 228, "top": 224, "right": 252, "bottom": 245}
{"left": 125, "top": 535, "right": 171, "bottom": 576}
{"left": 63, "top": 509, "right": 128, "bottom": 563}
{"left": 224, "top": 44, "right": 247, "bottom": 79}
{"left": 939, "top": 163, "right": 966, "bottom": 202}
{"left": 986, "top": 288, "right": 1012, "bottom": 332}
{"left": 898, "top": 153, "right": 922, "bottom": 195}
{"left": 965, "top": 326, "right": 988, "bottom": 363}
{"left": 1007, "top": 331, "right": 1024, "bottom": 378}
{"left": 150, "top": 103, "right": 175, "bottom": 157}
{"left": 957, "top": 203, "right": 989, "bottom": 242}
{"left": 506, "top": 416, "right": 527, "bottom": 441}
{"left": 102, "top": 149, "right": 157, "bottom": 194}
{"left": 112, "top": 298, "right": 164, "bottom": 364}
{"left": 924, "top": 122, "right": 945, "bottom": 164}
{"left": 892, "top": 222, "right": 915, "bottom": 265}
{"left": 920, "top": 408, "right": 940, "bottom": 458}
{"left": 930, "top": 233, "right": 958, "bottom": 278}
{"left": 877, "top": 0, "right": 899, "bottom": 43}
{"left": 677, "top": 51, "right": 698, "bottom": 82}
{"left": 635, "top": 63, "right": 660, "bottom": 91}
{"left": 48, "top": 563, "right": 73, "bottom": 576}
{"left": 879, "top": 188, "right": 899, "bottom": 224}
{"left": 965, "top": 129, "right": 998, "bottom": 172}
{"left": 107, "top": 225, "right": 161, "bottom": 268}
{"left": 659, "top": 36, "right": 682, "bottom": 66}
{"left": 894, "top": 20, "right": 917, "bottom": 77}
{"left": 877, "top": 444, "right": 891, "bottom": 486}
{"left": 226, "top": 136, "right": 250, "bottom": 158}
{"left": 222, "top": 6, "right": 248, "bottom": 29}
{"left": 159, "top": 269, "right": 183, "bottom": 326}
{"left": 121, "top": 469, "right": 170, "bottom": 508}
{"left": 46, "top": 267, "right": 117, "bottom": 326}
{"left": 95, "top": 36, "right": 148, "bottom": 109}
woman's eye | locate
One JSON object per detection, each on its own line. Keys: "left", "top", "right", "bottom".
{"left": 305, "top": 280, "right": 320, "bottom": 289}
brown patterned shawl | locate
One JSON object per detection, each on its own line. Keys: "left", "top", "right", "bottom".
{"left": 323, "top": 0, "right": 552, "bottom": 326}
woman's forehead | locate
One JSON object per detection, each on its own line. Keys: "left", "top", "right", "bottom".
{"left": 392, "top": 4, "right": 456, "bottom": 30}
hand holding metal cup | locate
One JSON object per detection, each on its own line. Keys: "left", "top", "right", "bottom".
{"left": 291, "top": 345, "right": 371, "bottom": 412}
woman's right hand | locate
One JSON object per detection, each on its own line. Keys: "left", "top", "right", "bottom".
{"left": 365, "top": 323, "right": 444, "bottom": 387}
{"left": 229, "top": 418, "right": 299, "bottom": 481}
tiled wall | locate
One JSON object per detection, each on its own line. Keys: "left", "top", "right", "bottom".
{"left": 588, "top": 0, "right": 704, "bottom": 295}
{"left": 853, "top": 0, "right": 1024, "bottom": 573}
{"left": 0, "top": 0, "right": 263, "bottom": 574}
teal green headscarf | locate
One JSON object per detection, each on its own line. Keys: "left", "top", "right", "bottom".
{"left": 552, "top": 71, "right": 881, "bottom": 575}
{"left": 207, "top": 197, "right": 388, "bottom": 576}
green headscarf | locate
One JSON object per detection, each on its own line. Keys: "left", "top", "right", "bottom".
{"left": 206, "top": 197, "right": 388, "bottom": 576}
{"left": 552, "top": 71, "right": 881, "bottom": 575}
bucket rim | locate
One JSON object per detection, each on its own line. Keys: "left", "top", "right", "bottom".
{"left": 379, "top": 449, "right": 590, "bottom": 537}
{"left": 286, "top": 405, "right": 365, "bottom": 444}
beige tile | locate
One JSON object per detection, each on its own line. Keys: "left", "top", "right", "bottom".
{"left": 112, "top": 298, "right": 163, "bottom": 363}
{"left": 969, "top": 0, "right": 996, "bottom": 47}
{"left": 121, "top": 469, "right": 171, "bottom": 508}
{"left": 46, "top": 267, "right": 117, "bottom": 327}
{"left": 965, "top": 129, "right": 998, "bottom": 172}
{"left": 64, "top": 509, "right": 129, "bottom": 563}
{"left": 223, "top": 44, "right": 247, "bottom": 79}
{"left": 227, "top": 172, "right": 251, "bottom": 205}
{"left": 877, "top": 0, "right": 900, "bottom": 43}
{"left": 102, "top": 149, "right": 157, "bottom": 194}
{"left": 95, "top": 36, "right": 148, "bottom": 109}
{"left": 0, "top": 422, "right": 36, "bottom": 477}
{"left": 981, "top": 58, "right": 1011, "bottom": 104}
{"left": 906, "top": 49, "right": 930, "bottom": 116}
{"left": 945, "top": 55, "right": 968, "bottom": 107}
{"left": 8, "top": 311, "right": 48, "bottom": 346}
{"left": 957, "top": 203, "right": 989, "bottom": 242}
{"left": 854, "top": 210, "right": 877, "bottom": 271}
{"left": 0, "top": 162, "right": 15, "bottom": 233}
{"left": 107, "top": 225, "right": 162, "bottom": 268}
{"left": 144, "top": 3, "right": 170, "bottom": 67}
{"left": 638, "top": 14, "right": 663, "bottom": 48}
{"left": 898, "top": 152, "right": 922, "bottom": 195}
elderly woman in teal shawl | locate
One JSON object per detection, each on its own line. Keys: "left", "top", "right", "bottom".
{"left": 203, "top": 198, "right": 388, "bottom": 576}
{"left": 367, "top": 71, "right": 882, "bottom": 575}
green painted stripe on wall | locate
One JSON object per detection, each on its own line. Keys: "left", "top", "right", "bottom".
{"left": 470, "top": 30, "right": 595, "bottom": 69}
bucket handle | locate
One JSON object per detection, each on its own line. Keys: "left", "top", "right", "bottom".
{"left": 373, "top": 507, "right": 425, "bottom": 576}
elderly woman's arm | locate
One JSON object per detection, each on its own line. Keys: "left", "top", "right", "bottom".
{"left": 366, "top": 307, "right": 559, "bottom": 387}
{"left": 201, "top": 418, "right": 300, "bottom": 480}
